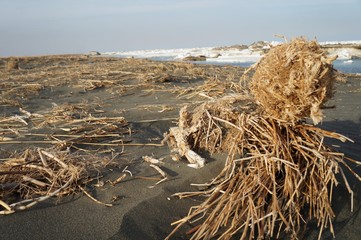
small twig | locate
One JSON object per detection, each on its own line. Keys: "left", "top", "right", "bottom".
{"left": 134, "top": 176, "right": 162, "bottom": 181}
{"left": 0, "top": 200, "right": 12, "bottom": 213}
{"left": 109, "top": 173, "right": 127, "bottom": 186}
{"left": 78, "top": 185, "right": 112, "bottom": 207}
{"left": 37, "top": 148, "right": 49, "bottom": 167}
{"left": 22, "top": 176, "right": 49, "bottom": 188}
{"left": 122, "top": 166, "right": 133, "bottom": 177}
{"left": 339, "top": 167, "right": 354, "bottom": 212}
{"left": 143, "top": 155, "right": 163, "bottom": 165}
{"left": 155, "top": 177, "right": 168, "bottom": 185}
{"left": 40, "top": 150, "right": 69, "bottom": 169}
{"left": 132, "top": 117, "right": 178, "bottom": 123}
{"left": 0, "top": 176, "right": 74, "bottom": 214}
{"left": 103, "top": 153, "right": 120, "bottom": 167}
{"left": 150, "top": 164, "right": 166, "bottom": 178}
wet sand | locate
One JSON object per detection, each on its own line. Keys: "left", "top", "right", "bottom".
{"left": 0, "top": 55, "right": 361, "bottom": 239}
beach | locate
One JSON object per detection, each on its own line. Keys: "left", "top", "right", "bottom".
{"left": 1, "top": 55, "right": 361, "bottom": 239}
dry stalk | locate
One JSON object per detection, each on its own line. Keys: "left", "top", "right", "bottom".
{"left": 0, "top": 148, "right": 106, "bottom": 214}
{"left": 78, "top": 185, "right": 112, "bottom": 207}
{"left": 165, "top": 98, "right": 360, "bottom": 240}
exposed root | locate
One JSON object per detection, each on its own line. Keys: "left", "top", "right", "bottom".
{"left": 250, "top": 37, "right": 337, "bottom": 125}
{"left": 166, "top": 103, "right": 358, "bottom": 239}
{"left": 165, "top": 38, "right": 360, "bottom": 239}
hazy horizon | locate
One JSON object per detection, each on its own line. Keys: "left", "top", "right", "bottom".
{"left": 1, "top": 0, "right": 361, "bottom": 56}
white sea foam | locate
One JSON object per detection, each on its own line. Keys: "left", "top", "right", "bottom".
{"left": 103, "top": 47, "right": 214, "bottom": 59}
{"left": 320, "top": 40, "right": 361, "bottom": 45}
{"left": 103, "top": 47, "right": 263, "bottom": 63}
{"left": 102, "top": 40, "right": 361, "bottom": 63}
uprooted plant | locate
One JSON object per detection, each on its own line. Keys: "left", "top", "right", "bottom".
{"left": 165, "top": 38, "right": 360, "bottom": 239}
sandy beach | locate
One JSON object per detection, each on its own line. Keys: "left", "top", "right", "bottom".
{"left": 1, "top": 55, "right": 361, "bottom": 239}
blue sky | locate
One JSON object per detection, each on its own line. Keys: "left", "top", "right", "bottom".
{"left": 1, "top": 0, "right": 361, "bottom": 56}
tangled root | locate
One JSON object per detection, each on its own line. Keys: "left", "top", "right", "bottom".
{"left": 250, "top": 38, "right": 337, "bottom": 125}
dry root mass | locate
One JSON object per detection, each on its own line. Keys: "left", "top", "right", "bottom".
{"left": 250, "top": 38, "right": 337, "bottom": 125}
{"left": 166, "top": 100, "right": 359, "bottom": 240}
{"left": 166, "top": 38, "right": 360, "bottom": 239}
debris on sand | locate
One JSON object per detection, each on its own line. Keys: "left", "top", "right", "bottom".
{"left": 251, "top": 38, "right": 337, "bottom": 125}
{"left": 166, "top": 38, "right": 360, "bottom": 240}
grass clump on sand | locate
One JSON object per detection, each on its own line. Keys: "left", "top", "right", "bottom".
{"left": 6, "top": 58, "right": 19, "bottom": 71}
{"left": 0, "top": 110, "right": 131, "bottom": 214}
{"left": 0, "top": 149, "right": 108, "bottom": 214}
{"left": 165, "top": 38, "right": 360, "bottom": 239}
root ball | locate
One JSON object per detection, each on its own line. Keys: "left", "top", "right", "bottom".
{"left": 251, "top": 38, "right": 336, "bottom": 124}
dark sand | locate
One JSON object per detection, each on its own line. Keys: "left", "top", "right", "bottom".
{"left": 0, "top": 56, "right": 361, "bottom": 239}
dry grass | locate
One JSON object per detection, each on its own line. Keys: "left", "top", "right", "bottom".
{"left": 0, "top": 55, "right": 247, "bottom": 214}
{"left": 0, "top": 148, "right": 107, "bottom": 214}
{"left": 166, "top": 99, "right": 358, "bottom": 240}
{"left": 0, "top": 102, "right": 133, "bottom": 213}
{"left": 6, "top": 58, "right": 19, "bottom": 71}
{"left": 0, "top": 55, "right": 244, "bottom": 105}
{"left": 0, "top": 102, "right": 131, "bottom": 149}
{"left": 165, "top": 38, "right": 360, "bottom": 239}
{"left": 250, "top": 38, "right": 337, "bottom": 125}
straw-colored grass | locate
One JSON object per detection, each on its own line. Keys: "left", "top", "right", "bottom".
{"left": 250, "top": 38, "right": 337, "bottom": 125}
{"left": 166, "top": 100, "right": 358, "bottom": 239}
{"left": 0, "top": 54, "right": 247, "bottom": 215}
{"left": 165, "top": 38, "right": 360, "bottom": 239}
{"left": 0, "top": 102, "right": 133, "bottom": 213}
{"left": 0, "top": 55, "right": 244, "bottom": 105}
{"left": 0, "top": 148, "right": 108, "bottom": 214}
{"left": 6, "top": 58, "right": 19, "bottom": 71}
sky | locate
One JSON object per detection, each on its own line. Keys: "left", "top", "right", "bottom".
{"left": 1, "top": 0, "right": 361, "bottom": 56}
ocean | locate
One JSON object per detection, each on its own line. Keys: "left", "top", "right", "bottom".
{"left": 103, "top": 42, "right": 361, "bottom": 75}
{"left": 104, "top": 45, "right": 361, "bottom": 74}
{"left": 332, "top": 59, "right": 361, "bottom": 74}
{"left": 128, "top": 56, "right": 361, "bottom": 74}
{"left": 195, "top": 59, "right": 361, "bottom": 74}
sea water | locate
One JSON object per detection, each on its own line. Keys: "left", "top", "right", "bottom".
{"left": 195, "top": 59, "right": 361, "bottom": 74}
{"left": 202, "top": 59, "right": 361, "bottom": 73}
{"left": 108, "top": 53, "right": 361, "bottom": 74}
{"left": 332, "top": 59, "right": 361, "bottom": 74}
{"left": 144, "top": 57, "right": 361, "bottom": 74}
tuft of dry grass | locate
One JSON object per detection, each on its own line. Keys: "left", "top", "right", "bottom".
{"left": 250, "top": 38, "right": 337, "bottom": 125}
{"left": 0, "top": 102, "right": 133, "bottom": 213}
{"left": 165, "top": 38, "right": 360, "bottom": 239}
{"left": 166, "top": 100, "right": 358, "bottom": 240}
{"left": 6, "top": 58, "right": 19, "bottom": 71}
{"left": 0, "top": 148, "right": 109, "bottom": 214}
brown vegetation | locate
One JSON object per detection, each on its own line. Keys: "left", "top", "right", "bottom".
{"left": 250, "top": 38, "right": 337, "bottom": 125}
{"left": 166, "top": 38, "right": 360, "bottom": 239}
{"left": 0, "top": 55, "right": 246, "bottom": 214}
{"left": 0, "top": 55, "right": 245, "bottom": 104}
{"left": 6, "top": 58, "right": 19, "bottom": 71}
